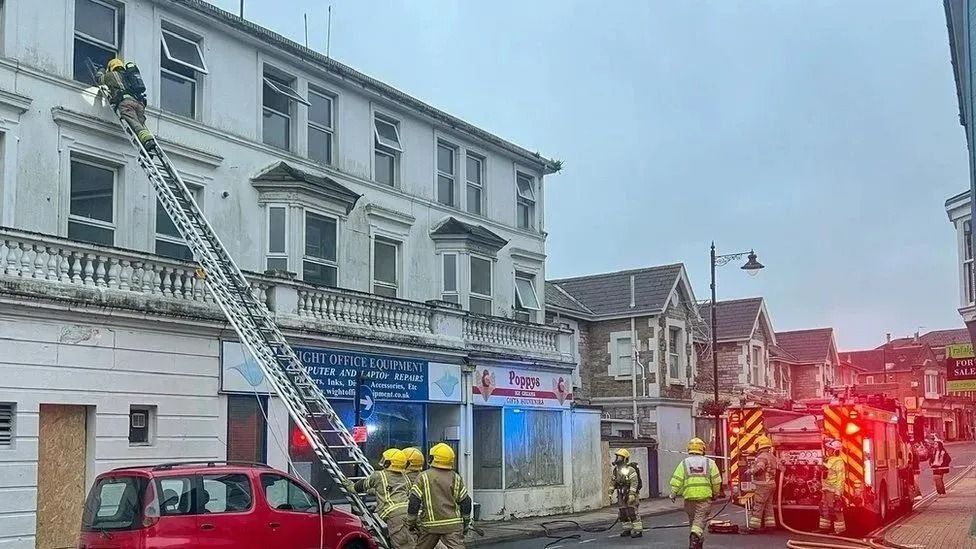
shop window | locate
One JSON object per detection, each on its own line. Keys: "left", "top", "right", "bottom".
{"left": 227, "top": 395, "right": 267, "bottom": 463}
{"left": 504, "top": 408, "right": 563, "bottom": 489}
{"left": 202, "top": 474, "right": 253, "bottom": 513}
{"left": 473, "top": 408, "right": 502, "bottom": 489}
{"left": 73, "top": 0, "right": 121, "bottom": 83}
{"left": 129, "top": 405, "right": 154, "bottom": 445}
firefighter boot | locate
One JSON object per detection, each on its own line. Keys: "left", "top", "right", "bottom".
{"left": 689, "top": 532, "right": 704, "bottom": 549}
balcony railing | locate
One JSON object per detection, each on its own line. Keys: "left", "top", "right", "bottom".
{"left": 0, "top": 227, "right": 571, "bottom": 363}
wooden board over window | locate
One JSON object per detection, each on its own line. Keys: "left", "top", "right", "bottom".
{"left": 36, "top": 404, "right": 88, "bottom": 549}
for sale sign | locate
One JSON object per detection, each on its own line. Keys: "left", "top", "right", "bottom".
{"left": 946, "top": 343, "right": 976, "bottom": 392}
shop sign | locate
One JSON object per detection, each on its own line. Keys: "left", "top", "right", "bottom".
{"left": 947, "top": 344, "right": 976, "bottom": 393}
{"left": 220, "top": 341, "right": 463, "bottom": 403}
{"left": 472, "top": 365, "right": 572, "bottom": 409}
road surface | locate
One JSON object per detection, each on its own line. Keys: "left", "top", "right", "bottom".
{"left": 480, "top": 441, "right": 976, "bottom": 549}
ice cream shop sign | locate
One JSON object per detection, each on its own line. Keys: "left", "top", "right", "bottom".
{"left": 472, "top": 365, "right": 572, "bottom": 409}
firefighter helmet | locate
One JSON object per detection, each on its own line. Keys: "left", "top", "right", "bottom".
{"left": 107, "top": 58, "right": 125, "bottom": 72}
{"left": 688, "top": 437, "right": 706, "bottom": 455}
{"left": 402, "top": 447, "right": 424, "bottom": 472}
{"left": 380, "top": 448, "right": 401, "bottom": 468}
{"left": 428, "top": 443, "right": 456, "bottom": 470}
{"left": 615, "top": 449, "right": 631, "bottom": 459}
{"left": 384, "top": 449, "right": 408, "bottom": 473}
{"left": 825, "top": 439, "right": 842, "bottom": 452}
{"left": 756, "top": 435, "right": 773, "bottom": 450}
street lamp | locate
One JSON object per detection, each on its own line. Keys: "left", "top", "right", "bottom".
{"left": 710, "top": 243, "right": 764, "bottom": 470}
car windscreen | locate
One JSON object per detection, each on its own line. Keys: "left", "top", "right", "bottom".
{"left": 82, "top": 476, "right": 149, "bottom": 531}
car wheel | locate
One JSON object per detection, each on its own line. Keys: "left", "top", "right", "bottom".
{"left": 344, "top": 539, "right": 369, "bottom": 549}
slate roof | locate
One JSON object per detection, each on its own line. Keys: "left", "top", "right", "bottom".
{"left": 698, "top": 297, "right": 764, "bottom": 341}
{"left": 887, "top": 328, "right": 970, "bottom": 349}
{"left": 546, "top": 264, "right": 685, "bottom": 317}
{"left": 251, "top": 161, "right": 360, "bottom": 214}
{"left": 775, "top": 328, "right": 834, "bottom": 364}
{"left": 429, "top": 217, "right": 508, "bottom": 251}
{"left": 840, "top": 345, "right": 937, "bottom": 373}
{"left": 769, "top": 344, "right": 799, "bottom": 362}
{"left": 839, "top": 349, "right": 887, "bottom": 373}
{"left": 544, "top": 282, "right": 593, "bottom": 316}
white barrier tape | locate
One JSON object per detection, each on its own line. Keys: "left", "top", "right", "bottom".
{"left": 655, "top": 448, "right": 730, "bottom": 461}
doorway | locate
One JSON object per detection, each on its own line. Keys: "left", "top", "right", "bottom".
{"left": 36, "top": 404, "right": 89, "bottom": 549}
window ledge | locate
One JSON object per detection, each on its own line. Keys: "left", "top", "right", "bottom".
{"left": 0, "top": 87, "right": 32, "bottom": 115}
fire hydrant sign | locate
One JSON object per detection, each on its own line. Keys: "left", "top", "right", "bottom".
{"left": 946, "top": 344, "right": 976, "bottom": 392}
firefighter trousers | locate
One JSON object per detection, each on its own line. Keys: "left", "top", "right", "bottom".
{"left": 748, "top": 482, "right": 776, "bottom": 529}
{"left": 616, "top": 495, "right": 641, "bottom": 533}
{"left": 415, "top": 530, "right": 463, "bottom": 549}
{"left": 684, "top": 499, "right": 710, "bottom": 537}
{"left": 818, "top": 490, "right": 846, "bottom": 534}
{"left": 117, "top": 97, "right": 154, "bottom": 146}
{"left": 386, "top": 514, "right": 416, "bottom": 549}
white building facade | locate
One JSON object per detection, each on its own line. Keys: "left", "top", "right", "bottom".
{"left": 0, "top": 0, "right": 601, "bottom": 546}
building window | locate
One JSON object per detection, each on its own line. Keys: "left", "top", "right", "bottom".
{"left": 0, "top": 403, "right": 13, "bottom": 447}
{"left": 202, "top": 474, "right": 253, "bottom": 513}
{"left": 441, "top": 253, "right": 459, "bottom": 303}
{"left": 609, "top": 333, "right": 633, "bottom": 378}
{"left": 68, "top": 158, "right": 116, "bottom": 246}
{"left": 303, "top": 211, "right": 338, "bottom": 287}
{"left": 155, "top": 187, "right": 201, "bottom": 260}
{"left": 514, "top": 272, "right": 540, "bottom": 322}
{"left": 263, "top": 72, "right": 307, "bottom": 150}
{"left": 966, "top": 221, "right": 974, "bottom": 304}
{"left": 227, "top": 395, "right": 267, "bottom": 464}
{"left": 669, "top": 327, "right": 683, "bottom": 381}
{"left": 865, "top": 376, "right": 874, "bottom": 384}
{"left": 469, "top": 256, "right": 492, "bottom": 314}
{"left": 372, "top": 238, "right": 399, "bottom": 298}
{"left": 473, "top": 408, "right": 502, "bottom": 489}
{"left": 373, "top": 114, "right": 402, "bottom": 186}
{"left": 925, "top": 373, "right": 939, "bottom": 398}
{"left": 128, "top": 405, "right": 154, "bottom": 445}
{"left": 160, "top": 28, "right": 207, "bottom": 119}
{"left": 466, "top": 154, "right": 484, "bottom": 215}
{"left": 73, "top": 0, "right": 121, "bottom": 83}
{"left": 751, "top": 346, "right": 762, "bottom": 385}
{"left": 504, "top": 408, "right": 563, "bottom": 488}
{"left": 266, "top": 205, "right": 288, "bottom": 271}
{"left": 307, "top": 89, "right": 334, "bottom": 165}
{"left": 516, "top": 172, "right": 536, "bottom": 230}
{"left": 436, "top": 142, "right": 457, "bottom": 207}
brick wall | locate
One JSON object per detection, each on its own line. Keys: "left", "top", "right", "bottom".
{"left": 790, "top": 363, "right": 822, "bottom": 400}
{"left": 695, "top": 341, "right": 745, "bottom": 394}
{"left": 584, "top": 317, "right": 656, "bottom": 399}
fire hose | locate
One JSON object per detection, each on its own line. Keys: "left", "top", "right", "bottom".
{"left": 780, "top": 464, "right": 975, "bottom": 549}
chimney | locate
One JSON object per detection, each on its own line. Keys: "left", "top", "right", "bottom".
{"left": 914, "top": 331, "right": 920, "bottom": 344}
{"left": 630, "top": 275, "right": 636, "bottom": 308}
{"left": 886, "top": 332, "right": 891, "bottom": 344}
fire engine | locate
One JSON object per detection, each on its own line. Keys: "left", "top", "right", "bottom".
{"left": 726, "top": 384, "right": 915, "bottom": 528}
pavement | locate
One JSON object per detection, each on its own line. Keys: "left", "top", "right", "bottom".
{"left": 472, "top": 441, "right": 976, "bottom": 549}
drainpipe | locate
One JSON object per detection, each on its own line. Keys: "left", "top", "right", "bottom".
{"left": 631, "top": 276, "right": 640, "bottom": 438}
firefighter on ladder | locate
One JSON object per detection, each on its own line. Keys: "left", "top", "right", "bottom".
{"left": 816, "top": 439, "right": 847, "bottom": 535}
{"left": 670, "top": 438, "right": 722, "bottom": 549}
{"left": 745, "top": 435, "right": 779, "bottom": 533}
{"left": 407, "top": 443, "right": 472, "bottom": 549}
{"left": 95, "top": 58, "right": 157, "bottom": 152}
{"left": 609, "top": 449, "right": 642, "bottom": 538}
{"left": 345, "top": 448, "right": 415, "bottom": 549}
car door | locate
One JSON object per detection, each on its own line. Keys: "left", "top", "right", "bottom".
{"left": 258, "top": 473, "right": 332, "bottom": 549}
{"left": 152, "top": 474, "right": 200, "bottom": 547}
{"left": 194, "top": 472, "right": 261, "bottom": 549}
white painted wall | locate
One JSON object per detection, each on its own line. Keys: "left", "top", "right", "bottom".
{"left": 655, "top": 404, "right": 694, "bottom": 496}
{"left": 570, "top": 409, "right": 603, "bottom": 512}
{"left": 0, "top": 312, "right": 221, "bottom": 549}
{"left": 0, "top": 0, "right": 551, "bottom": 320}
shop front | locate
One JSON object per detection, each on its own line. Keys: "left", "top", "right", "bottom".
{"left": 470, "top": 362, "right": 602, "bottom": 519}
{"left": 220, "top": 341, "right": 464, "bottom": 498}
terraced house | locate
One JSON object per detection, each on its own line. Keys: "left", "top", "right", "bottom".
{"left": 0, "top": 0, "right": 604, "bottom": 544}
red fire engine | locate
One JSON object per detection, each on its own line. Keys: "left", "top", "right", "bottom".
{"left": 726, "top": 384, "right": 915, "bottom": 528}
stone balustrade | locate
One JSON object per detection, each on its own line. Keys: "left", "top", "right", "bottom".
{"left": 0, "top": 227, "right": 572, "bottom": 363}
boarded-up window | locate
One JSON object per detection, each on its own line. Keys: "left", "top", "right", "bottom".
{"left": 504, "top": 408, "right": 563, "bottom": 488}
{"left": 227, "top": 395, "right": 267, "bottom": 463}
{"left": 473, "top": 408, "right": 502, "bottom": 489}
{"left": 0, "top": 403, "right": 13, "bottom": 446}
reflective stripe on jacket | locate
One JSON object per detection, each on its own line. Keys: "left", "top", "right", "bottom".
{"left": 670, "top": 456, "right": 721, "bottom": 501}
{"left": 410, "top": 468, "right": 468, "bottom": 532}
{"left": 364, "top": 470, "right": 410, "bottom": 519}
{"left": 612, "top": 464, "right": 640, "bottom": 495}
{"left": 822, "top": 455, "right": 846, "bottom": 494}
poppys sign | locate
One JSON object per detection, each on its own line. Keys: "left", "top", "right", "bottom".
{"left": 472, "top": 366, "right": 572, "bottom": 409}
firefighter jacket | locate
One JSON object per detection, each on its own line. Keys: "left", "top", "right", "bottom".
{"left": 612, "top": 463, "right": 640, "bottom": 496}
{"left": 822, "top": 455, "right": 846, "bottom": 495}
{"left": 670, "top": 455, "right": 721, "bottom": 501}
{"left": 408, "top": 468, "right": 472, "bottom": 534}
{"left": 354, "top": 470, "right": 410, "bottom": 520}
{"left": 748, "top": 450, "right": 779, "bottom": 486}
{"left": 98, "top": 70, "right": 142, "bottom": 107}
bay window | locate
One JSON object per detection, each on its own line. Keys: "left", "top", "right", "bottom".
{"left": 304, "top": 212, "right": 338, "bottom": 287}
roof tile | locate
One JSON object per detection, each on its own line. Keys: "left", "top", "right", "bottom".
{"left": 547, "top": 264, "right": 684, "bottom": 317}
{"left": 699, "top": 298, "right": 764, "bottom": 341}
{"left": 775, "top": 328, "right": 834, "bottom": 363}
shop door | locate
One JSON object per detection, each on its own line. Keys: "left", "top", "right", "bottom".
{"left": 36, "top": 404, "right": 89, "bottom": 549}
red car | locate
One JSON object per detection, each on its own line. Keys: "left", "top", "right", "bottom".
{"left": 79, "top": 461, "right": 377, "bottom": 549}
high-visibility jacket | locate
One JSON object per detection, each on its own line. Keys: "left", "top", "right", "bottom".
{"left": 355, "top": 470, "right": 410, "bottom": 519}
{"left": 822, "top": 455, "right": 846, "bottom": 495}
{"left": 612, "top": 463, "right": 640, "bottom": 496}
{"left": 748, "top": 450, "right": 779, "bottom": 486}
{"left": 410, "top": 468, "right": 468, "bottom": 533}
{"left": 670, "top": 455, "right": 721, "bottom": 501}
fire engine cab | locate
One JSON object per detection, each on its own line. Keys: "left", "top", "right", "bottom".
{"left": 726, "top": 384, "right": 915, "bottom": 528}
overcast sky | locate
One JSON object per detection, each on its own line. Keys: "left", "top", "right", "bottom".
{"left": 212, "top": 0, "right": 969, "bottom": 349}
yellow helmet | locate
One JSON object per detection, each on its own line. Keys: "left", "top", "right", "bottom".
{"left": 615, "top": 448, "right": 631, "bottom": 460}
{"left": 756, "top": 435, "right": 773, "bottom": 450}
{"left": 402, "top": 447, "right": 424, "bottom": 472}
{"left": 688, "top": 438, "right": 706, "bottom": 455}
{"left": 428, "top": 442, "right": 456, "bottom": 470}
{"left": 107, "top": 58, "right": 125, "bottom": 71}
{"left": 380, "top": 448, "right": 400, "bottom": 468}
{"left": 384, "top": 449, "right": 408, "bottom": 473}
